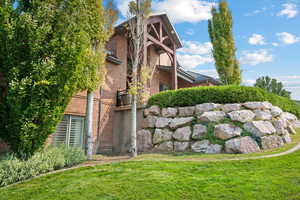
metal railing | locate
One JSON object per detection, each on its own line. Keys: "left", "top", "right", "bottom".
{"left": 116, "top": 89, "right": 132, "bottom": 107}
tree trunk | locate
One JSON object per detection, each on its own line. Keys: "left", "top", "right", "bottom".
{"left": 86, "top": 90, "right": 94, "bottom": 160}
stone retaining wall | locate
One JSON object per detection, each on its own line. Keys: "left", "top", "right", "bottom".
{"left": 137, "top": 102, "right": 300, "bottom": 154}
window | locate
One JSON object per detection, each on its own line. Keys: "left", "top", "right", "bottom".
{"left": 159, "top": 83, "right": 170, "bottom": 92}
{"left": 52, "top": 115, "right": 85, "bottom": 148}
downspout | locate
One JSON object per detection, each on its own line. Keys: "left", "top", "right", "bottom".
{"left": 96, "top": 87, "right": 103, "bottom": 153}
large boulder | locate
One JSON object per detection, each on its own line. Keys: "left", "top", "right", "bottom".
{"left": 261, "top": 135, "right": 284, "bottom": 150}
{"left": 153, "top": 141, "right": 173, "bottom": 152}
{"left": 225, "top": 136, "right": 261, "bottom": 154}
{"left": 270, "top": 106, "right": 283, "bottom": 117}
{"left": 273, "top": 119, "right": 288, "bottom": 135}
{"left": 228, "top": 110, "right": 255, "bottom": 123}
{"left": 178, "top": 106, "right": 195, "bottom": 117}
{"left": 221, "top": 104, "right": 241, "bottom": 113}
{"left": 155, "top": 117, "right": 171, "bottom": 128}
{"left": 214, "top": 124, "right": 242, "bottom": 140}
{"left": 144, "top": 105, "right": 160, "bottom": 116}
{"left": 174, "top": 142, "right": 190, "bottom": 152}
{"left": 243, "top": 101, "right": 272, "bottom": 110}
{"left": 282, "top": 133, "right": 292, "bottom": 144}
{"left": 292, "top": 121, "right": 300, "bottom": 129}
{"left": 137, "top": 130, "right": 153, "bottom": 152}
{"left": 254, "top": 110, "right": 272, "bottom": 121}
{"left": 195, "top": 103, "right": 221, "bottom": 114}
{"left": 192, "top": 124, "right": 207, "bottom": 140}
{"left": 198, "top": 111, "right": 226, "bottom": 122}
{"left": 169, "top": 117, "right": 194, "bottom": 129}
{"left": 153, "top": 129, "right": 173, "bottom": 144}
{"left": 191, "top": 140, "right": 222, "bottom": 154}
{"left": 244, "top": 121, "right": 276, "bottom": 137}
{"left": 173, "top": 126, "right": 192, "bottom": 141}
{"left": 280, "top": 112, "right": 298, "bottom": 123}
{"left": 142, "top": 115, "right": 158, "bottom": 128}
{"left": 162, "top": 107, "right": 178, "bottom": 118}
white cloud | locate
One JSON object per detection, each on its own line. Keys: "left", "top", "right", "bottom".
{"left": 277, "top": 3, "right": 298, "bottom": 18}
{"left": 240, "top": 49, "right": 274, "bottom": 66}
{"left": 185, "top": 29, "right": 195, "bottom": 36}
{"left": 277, "top": 32, "right": 300, "bottom": 44}
{"left": 243, "top": 79, "right": 256, "bottom": 85}
{"left": 248, "top": 34, "right": 266, "bottom": 45}
{"left": 153, "top": 0, "right": 216, "bottom": 23}
{"left": 177, "top": 54, "right": 213, "bottom": 69}
{"left": 117, "top": 0, "right": 131, "bottom": 17}
{"left": 178, "top": 41, "right": 212, "bottom": 55}
{"left": 272, "top": 42, "right": 279, "bottom": 47}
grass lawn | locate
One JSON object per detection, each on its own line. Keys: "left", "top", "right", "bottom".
{"left": 1, "top": 130, "right": 300, "bottom": 200}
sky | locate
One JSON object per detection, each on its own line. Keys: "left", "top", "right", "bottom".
{"left": 112, "top": 0, "right": 300, "bottom": 100}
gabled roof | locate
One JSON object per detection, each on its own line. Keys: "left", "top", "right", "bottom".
{"left": 158, "top": 64, "right": 221, "bottom": 85}
{"left": 115, "top": 13, "right": 183, "bottom": 49}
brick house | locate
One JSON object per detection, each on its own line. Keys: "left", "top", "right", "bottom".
{"left": 1, "top": 14, "right": 219, "bottom": 154}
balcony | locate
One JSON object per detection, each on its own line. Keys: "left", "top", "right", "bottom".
{"left": 116, "top": 89, "right": 132, "bottom": 107}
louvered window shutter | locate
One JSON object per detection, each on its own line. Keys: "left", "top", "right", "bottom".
{"left": 69, "top": 116, "right": 85, "bottom": 148}
{"left": 52, "top": 115, "right": 85, "bottom": 148}
{"left": 52, "top": 115, "right": 69, "bottom": 146}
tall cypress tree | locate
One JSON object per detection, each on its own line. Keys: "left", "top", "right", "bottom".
{"left": 208, "top": 0, "right": 241, "bottom": 85}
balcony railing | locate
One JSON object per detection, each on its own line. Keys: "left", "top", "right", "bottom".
{"left": 116, "top": 89, "right": 132, "bottom": 107}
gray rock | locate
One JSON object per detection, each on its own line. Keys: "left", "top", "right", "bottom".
{"left": 243, "top": 101, "right": 272, "bottom": 110}
{"left": 153, "top": 129, "right": 173, "bottom": 144}
{"left": 214, "top": 124, "right": 242, "bottom": 140}
{"left": 280, "top": 112, "right": 298, "bottom": 123}
{"left": 192, "top": 124, "right": 207, "bottom": 140}
{"left": 153, "top": 141, "right": 173, "bottom": 152}
{"left": 225, "top": 136, "right": 261, "bottom": 154}
{"left": 144, "top": 105, "right": 160, "bottom": 116}
{"left": 198, "top": 111, "right": 226, "bottom": 122}
{"left": 221, "top": 104, "right": 241, "bottom": 113}
{"left": 261, "top": 135, "right": 284, "bottom": 150}
{"left": 162, "top": 107, "right": 178, "bottom": 118}
{"left": 178, "top": 106, "right": 195, "bottom": 117}
{"left": 195, "top": 103, "right": 221, "bottom": 114}
{"left": 270, "top": 106, "right": 283, "bottom": 117}
{"left": 142, "top": 115, "right": 158, "bottom": 128}
{"left": 155, "top": 117, "right": 171, "bottom": 128}
{"left": 174, "top": 142, "right": 190, "bottom": 152}
{"left": 273, "top": 119, "right": 287, "bottom": 135}
{"left": 169, "top": 117, "right": 194, "bottom": 129}
{"left": 191, "top": 140, "right": 222, "bottom": 154}
{"left": 173, "top": 126, "right": 192, "bottom": 141}
{"left": 254, "top": 110, "right": 272, "bottom": 121}
{"left": 292, "top": 120, "right": 300, "bottom": 129}
{"left": 137, "top": 130, "right": 153, "bottom": 152}
{"left": 287, "top": 125, "right": 297, "bottom": 135}
{"left": 244, "top": 121, "right": 276, "bottom": 137}
{"left": 282, "top": 133, "right": 292, "bottom": 144}
{"left": 228, "top": 110, "right": 255, "bottom": 123}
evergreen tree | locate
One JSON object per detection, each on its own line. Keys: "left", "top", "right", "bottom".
{"left": 208, "top": 0, "right": 241, "bottom": 85}
{"left": 255, "top": 76, "right": 291, "bottom": 99}
{"left": 0, "top": 0, "right": 116, "bottom": 159}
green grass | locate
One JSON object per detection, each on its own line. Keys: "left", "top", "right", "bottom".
{"left": 1, "top": 130, "right": 300, "bottom": 200}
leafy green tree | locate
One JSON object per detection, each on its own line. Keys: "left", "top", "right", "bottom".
{"left": 208, "top": 0, "right": 241, "bottom": 85}
{"left": 254, "top": 76, "right": 291, "bottom": 99}
{"left": 0, "top": 0, "right": 116, "bottom": 159}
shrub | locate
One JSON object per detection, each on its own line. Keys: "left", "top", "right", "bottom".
{"left": 0, "top": 146, "right": 86, "bottom": 187}
{"left": 148, "top": 86, "right": 300, "bottom": 118}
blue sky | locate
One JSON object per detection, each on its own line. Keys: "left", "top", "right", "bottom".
{"left": 114, "top": 0, "right": 300, "bottom": 100}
